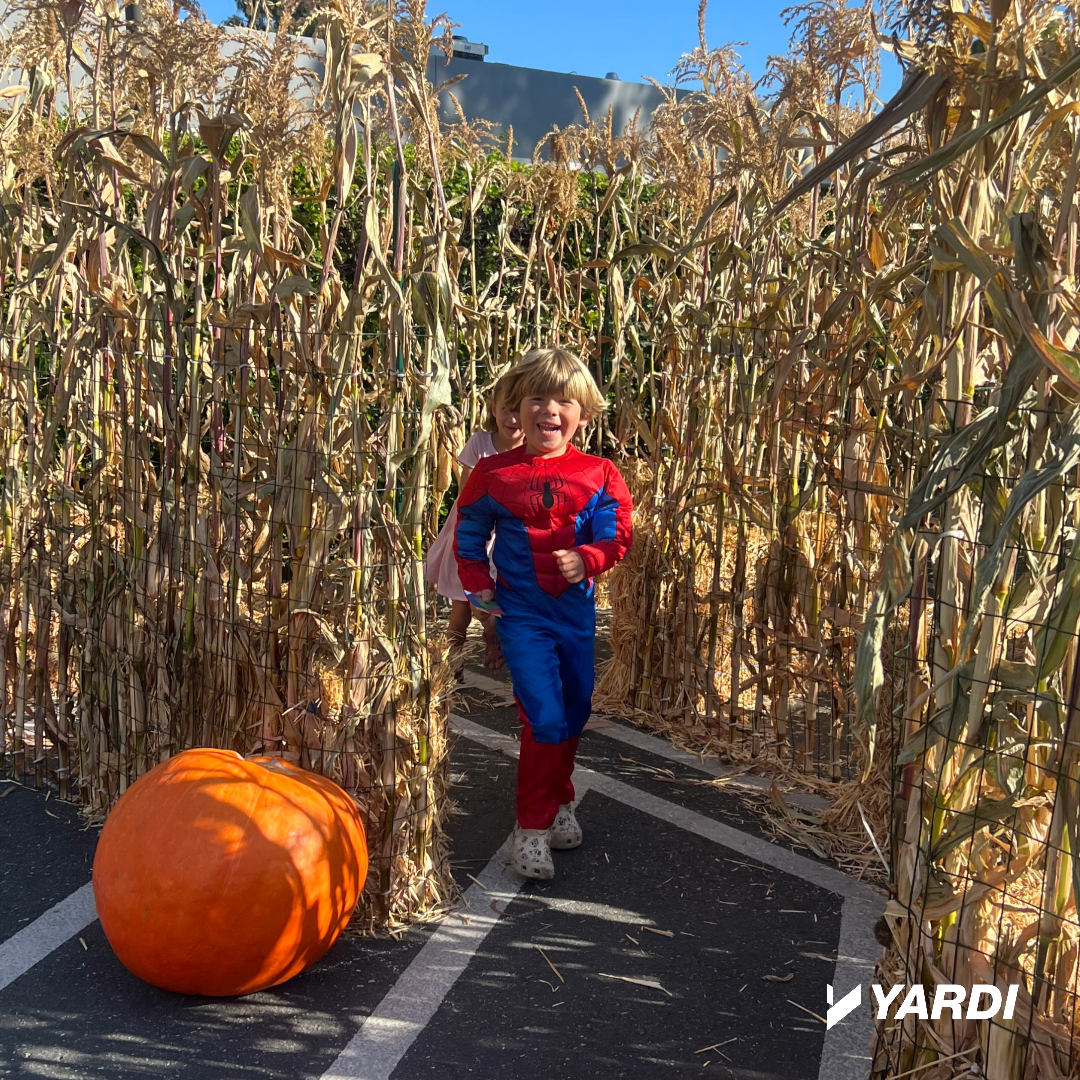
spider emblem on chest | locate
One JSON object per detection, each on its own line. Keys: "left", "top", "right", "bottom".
{"left": 529, "top": 473, "right": 567, "bottom": 515}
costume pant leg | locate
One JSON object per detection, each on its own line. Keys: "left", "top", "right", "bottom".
{"left": 517, "top": 714, "right": 578, "bottom": 829}
{"left": 497, "top": 611, "right": 576, "bottom": 830}
{"left": 557, "top": 602, "right": 596, "bottom": 741}
{"left": 495, "top": 614, "right": 567, "bottom": 743}
{"left": 529, "top": 615, "right": 592, "bottom": 815}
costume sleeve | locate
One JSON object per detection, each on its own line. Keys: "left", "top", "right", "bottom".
{"left": 575, "top": 460, "right": 633, "bottom": 577}
{"left": 454, "top": 464, "right": 498, "bottom": 595}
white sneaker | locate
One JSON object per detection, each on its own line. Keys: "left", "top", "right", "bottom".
{"left": 550, "top": 803, "right": 583, "bottom": 850}
{"left": 511, "top": 826, "right": 554, "bottom": 879}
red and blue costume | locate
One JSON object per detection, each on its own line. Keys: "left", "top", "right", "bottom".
{"left": 454, "top": 445, "right": 633, "bottom": 829}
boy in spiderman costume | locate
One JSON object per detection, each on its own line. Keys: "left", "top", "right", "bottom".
{"left": 454, "top": 348, "right": 633, "bottom": 879}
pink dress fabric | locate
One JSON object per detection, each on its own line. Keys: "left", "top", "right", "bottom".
{"left": 425, "top": 431, "right": 498, "bottom": 602}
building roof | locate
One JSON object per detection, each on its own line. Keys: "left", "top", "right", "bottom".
{"left": 425, "top": 56, "right": 674, "bottom": 162}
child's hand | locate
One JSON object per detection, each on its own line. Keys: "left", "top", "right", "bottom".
{"left": 476, "top": 589, "right": 495, "bottom": 604}
{"left": 552, "top": 549, "right": 586, "bottom": 584}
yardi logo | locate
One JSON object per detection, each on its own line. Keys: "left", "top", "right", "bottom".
{"left": 826, "top": 983, "right": 1021, "bottom": 1029}
{"left": 826, "top": 984, "right": 862, "bottom": 1030}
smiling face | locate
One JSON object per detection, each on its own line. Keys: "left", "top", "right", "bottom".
{"left": 492, "top": 399, "right": 524, "bottom": 451}
{"left": 520, "top": 394, "right": 586, "bottom": 457}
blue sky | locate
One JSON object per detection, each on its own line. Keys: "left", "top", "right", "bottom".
{"left": 198, "top": 0, "right": 901, "bottom": 100}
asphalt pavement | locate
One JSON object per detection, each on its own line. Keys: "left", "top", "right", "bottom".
{"left": 0, "top": 663, "right": 884, "bottom": 1080}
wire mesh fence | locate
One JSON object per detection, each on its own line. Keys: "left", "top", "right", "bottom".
{"left": 867, "top": 392, "right": 1080, "bottom": 1076}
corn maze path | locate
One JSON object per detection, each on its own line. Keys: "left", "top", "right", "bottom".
{"left": 0, "top": 660, "right": 883, "bottom": 1080}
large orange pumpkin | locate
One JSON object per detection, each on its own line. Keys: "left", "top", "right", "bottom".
{"left": 92, "top": 748, "right": 368, "bottom": 996}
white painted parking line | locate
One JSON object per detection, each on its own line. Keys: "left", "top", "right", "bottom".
{"left": 450, "top": 711, "right": 884, "bottom": 1080}
{"left": 459, "top": 670, "right": 832, "bottom": 812}
{"left": 451, "top": 713, "right": 521, "bottom": 757}
{"left": 321, "top": 840, "right": 527, "bottom": 1080}
{"left": 450, "top": 712, "right": 878, "bottom": 903}
{"left": 817, "top": 895, "right": 881, "bottom": 1080}
{"left": 1, "top": 711, "right": 880, "bottom": 1080}
{"left": 0, "top": 883, "right": 97, "bottom": 994}
{"left": 458, "top": 669, "right": 517, "bottom": 706}
{"left": 579, "top": 766, "right": 877, "bottom": 902}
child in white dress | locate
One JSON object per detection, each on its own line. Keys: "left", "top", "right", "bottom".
{"left": 425, "top": 371, "right": 524, "bottom": 670}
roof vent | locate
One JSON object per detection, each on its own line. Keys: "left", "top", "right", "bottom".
{"left": 605, "top": 72, "right": 620, "bottom": 80}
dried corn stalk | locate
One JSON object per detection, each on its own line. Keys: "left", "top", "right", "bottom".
{"left": 0, "top": 0, "right": 470, "bottom": 929}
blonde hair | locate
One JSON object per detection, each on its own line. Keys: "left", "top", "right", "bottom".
{"left": 483, "top": 368, "right": 521, "bottom": 432}
{"left": 505, "top": 348, "right": 606, "bottom": 420}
